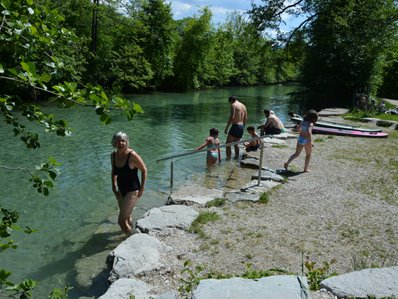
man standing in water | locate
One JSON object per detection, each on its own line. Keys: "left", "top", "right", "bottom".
{"left": 224, "top": 95, "right": 248, "bottom": 159}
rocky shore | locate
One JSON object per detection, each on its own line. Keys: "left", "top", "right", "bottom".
{"left": 77, "top": 113, "right": 398, "bottom": 299}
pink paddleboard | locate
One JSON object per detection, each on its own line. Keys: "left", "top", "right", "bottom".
{"left": 313, "top": 126, "right": 388, "bottom": 138}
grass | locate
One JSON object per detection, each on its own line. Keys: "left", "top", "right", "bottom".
{"left": 258, "top": 192, "right": 269, "bottom": 204}
{"left": 343, "top": 109, "right": 398, "bottom": 122}
{"left": 205, "top": 198, "right": 226, "bottom": 207}
{"left": 271, "top": 144, "right": 288, "bottom": 149}
{"left": 189, "top": 211, "right": 220, "bottom": 239}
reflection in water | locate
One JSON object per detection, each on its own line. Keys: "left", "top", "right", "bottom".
{"left": 0, "top": 84, "right": 298, "bottom": 298}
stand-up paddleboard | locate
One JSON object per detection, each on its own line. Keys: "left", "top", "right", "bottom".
{"left": 312, "top": 126, "right": 388, "bottom": 138}
{"left": 290, "top": 116, "right": 382, "bottom": 133}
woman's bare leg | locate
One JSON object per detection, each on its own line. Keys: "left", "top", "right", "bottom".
{"left": 118, "top": 191, "right": 139, "bottom": 235}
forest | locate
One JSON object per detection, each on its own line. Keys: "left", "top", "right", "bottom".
{"left": 1, "top": 0, "right": 398, "bottom": 297}
{"left": 1, "top": 0, "right": 397, "bottom": 106}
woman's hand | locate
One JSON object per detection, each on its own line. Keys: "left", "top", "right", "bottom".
{"left": 114, "top": 190, "right": 122, "bottom": 200}
{"left": 138, "top": 187, "right": 144, "bottom": 198}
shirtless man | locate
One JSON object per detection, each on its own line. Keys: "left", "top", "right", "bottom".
{"left": 258, "top": 109, "right": 284, "bottom": 135}
{"left": 224, "top": 95, "right": 248, "bottom": 159}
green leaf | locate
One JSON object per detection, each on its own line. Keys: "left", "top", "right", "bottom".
{"left": 21, "top": 61, "right": 37, "bottom": 76}
{"left": 100, "top": 114, "right": 112, "bottom": 125}
{"left": 0, "top": 64, "right": 4, "bottom": 74}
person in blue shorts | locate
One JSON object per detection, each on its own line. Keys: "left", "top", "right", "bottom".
{"left": 284, "top": 110, "right": 318, "bottom": 173}
{"left": 224, "top": 96, "right": 247, "bottom": 159}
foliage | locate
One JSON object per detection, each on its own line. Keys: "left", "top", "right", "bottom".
{"left": 0, "top": 206, "right": 39, "bottom": 298}
{"left": 48, "top": 285, "right": 72, "bottom": 299}
{"left": 241, "top": 263, "right": 289, "bottom": 279}
{"left": 258, "top": 192, "right": 270, "bottom": 204}
{"left": 304, "top": 257, "right": 336, "bottom": 290}
{"left": 189, "top": 211, "right": 220, "bottom": 239}
{"left": 249, "top": 0, "right": 398, "bottom": 109}
{"left": 138, "top": 0, "right": 176, "bottom": 87}
{"left": 172, "top": 8, "right": 213, "bottom": 90}
{"left": 205, "top": 198, "right": 226, "bottom": 208}
{"left": 178, "top": 260, "right": 205, "bottom": 298}
{"left": 0, "top": 1, "right": 142, "bottom": 298}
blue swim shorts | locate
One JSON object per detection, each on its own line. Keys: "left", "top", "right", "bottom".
{"left": 229, "top": 124, "right": 244, "bottom": 138}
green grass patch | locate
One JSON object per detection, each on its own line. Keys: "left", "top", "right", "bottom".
{"left": 344, "top": 110, "right": 398, "bottom": 122}
{"left": 271, "top": 144, "right": 288, "bottom": 149}
{"left": 241, "top": 263, "right": 289, "bottom": 279}
{"left": 258, "top": 192, "right": 269, "bottom": 204}
{"left": 189, "top": 211, "right": 220, "bottom": 238}
{"left": 205, "top": 198, "right": 226, "bottom": 207}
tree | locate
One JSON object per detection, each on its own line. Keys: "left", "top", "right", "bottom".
{"left": 172, "top": 8, "right": 213, "bottom": 90}
{"left": 138, "top": 0, "right": 176, "bottom": 88}
{"left": 0, "top": 0, "right": 142, "bottom": 296}
{"left": 226, "top": 13, "right": 263, "bottom": 86}
{"left": 249, "top": 0, "right": 398, "bottom": 108}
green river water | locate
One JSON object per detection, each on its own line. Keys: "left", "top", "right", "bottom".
{"left": 0, "top": 84, "right": 299, "bottom": 298}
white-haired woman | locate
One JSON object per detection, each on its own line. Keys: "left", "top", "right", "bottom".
{"left": 111, "top": 132, "right": 147, "bottom": 235}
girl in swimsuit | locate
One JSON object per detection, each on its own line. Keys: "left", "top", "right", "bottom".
{"left": 111, "top": 132, "right": 147, "bottom": 235}
{"left": 196, "top": 128, "right": 221, "bottom": 167}
{"left": 284, "top": 110, "right": 318, "bottom": 172}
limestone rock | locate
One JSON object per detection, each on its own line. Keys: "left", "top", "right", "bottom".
{"left": 192, "top": 276, "right": 311, "bottom": 299}
{"left": 136, "top": 205, "right": 199, "bottom": 233}
{"left": 320, "top": 266, "right": 398, "bottom": 299}
{"left": 108, "top": 233, "right": 170, "bottom": 282}
{"left": 168, "top": 184, "right": 224, "bottom": 206}
{"left": 98, "top": 277, "right": 151, "bottom": 299}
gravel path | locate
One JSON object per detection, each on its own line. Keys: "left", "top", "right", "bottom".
{"left": 138, "top": 116, "right": 398, "bottom": 297}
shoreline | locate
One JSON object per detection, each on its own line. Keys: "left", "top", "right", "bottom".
{"left": 135, "top": 115, "right": 398, "bottom": 296}
{"left": 79, "top": 114, "right": 398, "bottom": 298}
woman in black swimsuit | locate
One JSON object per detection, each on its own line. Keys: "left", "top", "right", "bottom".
{"left": 111, "top": 132, "right": 147, "bottom": 235}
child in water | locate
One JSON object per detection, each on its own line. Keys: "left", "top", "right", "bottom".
{"left": 196, "top": 128, "right": 221, "bottom": 166}
{"left": 244, "top": 126, "right": 261, "bottom": 152}
{"left": 284, "top": 110, "right": 318, "bottom": 172}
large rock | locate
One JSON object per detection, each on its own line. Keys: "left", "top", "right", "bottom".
{"left": 224, "top": 180, "right": 280, "bottom": 202}
{"left": 136, "top": 205, "right": 199, "bottom": 233}
{"left": 168, "top": 184, "right": 224, "bottom": 206}
{"left": 75, "top": 251, "right": 109, "bottom": 288}
{"left": 251, "top": 169, "right": 285, "bottom": 182}
{"left": 320, "top": 266, "right": 398, "bottom": 299}
{"left": 98, "top": 277, "right": 152, "bottom": 299}
{"left": 192, "top": 276, "right": 311, "bottom": 299}
{"left": 108, "top": 233, "right": 171, "bottom": 282}
{"left": 240, "top": 157, "right": 262, "bottom": 169}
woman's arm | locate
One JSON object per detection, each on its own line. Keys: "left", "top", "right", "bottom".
{"left": 131, "top": 151, "right": 147, "bottom": 198}
{"left": 110, "top": 153, "right": 120, "bottom": 199}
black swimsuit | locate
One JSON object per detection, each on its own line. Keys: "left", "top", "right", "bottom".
{"left": 113, "top": 152, "right": 141, "bottom": 196}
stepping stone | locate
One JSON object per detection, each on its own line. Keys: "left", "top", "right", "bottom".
{"left": 321, "top": 266, "right": 398, "bottom": 299}
{"left": 136, "top": 205, "right": 199, "bottom": 233}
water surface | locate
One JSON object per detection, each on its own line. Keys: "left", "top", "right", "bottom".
{"left": 0, "top": 84, "right": 299, "bottom": 297}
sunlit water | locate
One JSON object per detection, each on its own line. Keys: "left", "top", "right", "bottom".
{"left": 0, "top": 84, "right": 299, "bottom": 298}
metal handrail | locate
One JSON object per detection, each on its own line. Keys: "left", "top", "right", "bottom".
{"left": 157, "top": 134, "right": 278, "bottom": 194}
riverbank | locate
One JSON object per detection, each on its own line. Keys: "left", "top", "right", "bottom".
{"left": 128, "top": 115, "right": 398, "bottom": 297}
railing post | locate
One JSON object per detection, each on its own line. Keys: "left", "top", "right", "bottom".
{"left": 257, "top": 140, "right": 264, "bottom": 186}
{"left": 170, "top": 159, "right": 174, "bottom": 195}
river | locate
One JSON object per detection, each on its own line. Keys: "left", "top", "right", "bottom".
{"left": 0, "top": 84, "right": 299, "bottom": 298}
